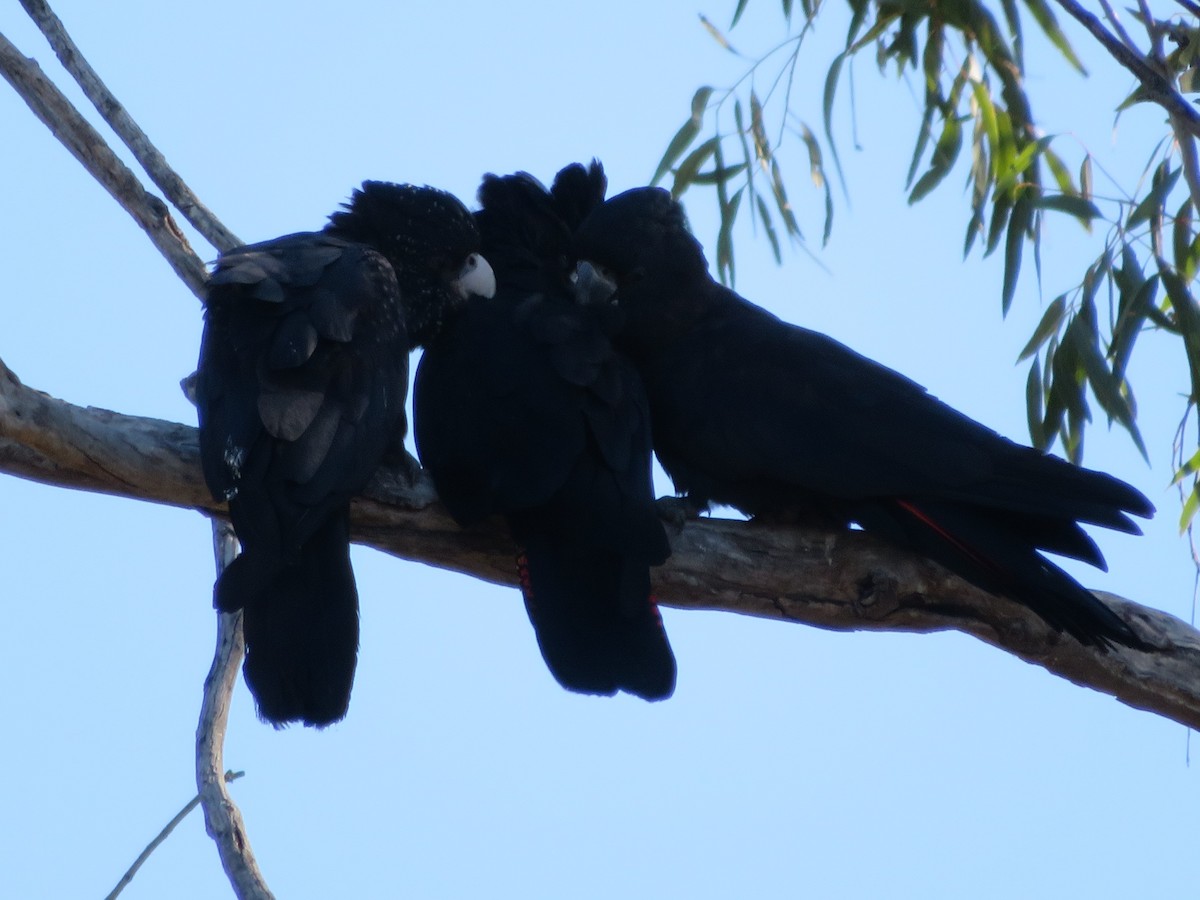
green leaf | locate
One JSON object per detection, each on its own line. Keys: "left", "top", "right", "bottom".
{"left": 963, "top": 204, "right": 986, "bottom": 258}
{"left": 970, "top": 81, "right": 1000, "bottom": 181}
{"left": 1160, "top": 264, "right": 1196, "bottom": 319}
{"left": 921, "top": 21, "right": 946, "bottom": 105}
{"left": 908, "top": 115, "right": 963, "bottom": 203}
{"left": 1047, "top": 336, "right": 1088, "bottom": 458}
{"left": 1128, "top": 162, "right": 1182, "bottom": 229}
{"left": 689, "top": 162, "right": 750, "bottom": 185}
{"left": 1181, "top": 484, "right": 1200, "bottom": 533}
{"left": 1020, "top": 0, "right": 1086, "bottom": 74}
{"left": 1026, "top": 358, "right": 1046, "bottom": 449}
{"left": 907, "top": 104, "right": 938, "bottom": 190}
{"left": 652, "top": 87, "right": 716, "bottom": 186}
{"left": 1080, "top": 155, "right": 1093, "bottom": 201}
{"left": 1018, "top": 293, "right": 1068, "bottom": 360}
{"left": 749, "top": 89, "right": 770, "bottom": 162}
{"left": 755, "top": 193, "right": 783, "bottom": 264}
{"left": 822, "top": 52, "right": 849, "bottom": 186}
{"left": 671, "top": 136, "right": 721, "bottom": 198}
{"left": 734, "top": 99, "right": 757, "bottom": 200}
{"left": 1158, "top": 264, "right": 1200, "bottom": 389}
{"left": 717, "top": 186, "right": 745, "bottom": 286}
{"left": 699, "top": 14, "right": 739, "bottom": 54}
{"left": 1002, "top": 190, "right": 1033, "bottom": 315}
{"left": 797, "top": 122, "right": 834, "bottom": 245}
{"left": 1172, "top": 446, "right": 1200, "bottom": 485}
{"left": 1067, "top": 314, "right": 1143, "bottom": 452}
{"left": 782, "top": 0, "right": 794, "bottom": 21}
{"left": 731, "top": 0, "right": 750, "bottom": 27}
{"left": 993, "top": 107, "right": 1017, "bottom": 177}
{"left": 1034, "top": 193, "right": 1101, "bottom": 223}
{"left": 1174, "top": 199, "right": 1199, "bottom": 280}
{"left": 715, "top": 140, "right": 734, "bottom": 284}
{"left": 1112, "top": 275, "right": 1156, "bottom": 378}
{"left": 996, "top": 135, "right": 1054, "bottom": 192}
{"left": 768, "top": 158, "right": 802, "bottom": 238}
{"left": 653, "top": 120, "right": 700, "bottom": 186}
{"left": 1000, "top": 0, "right": 1024, "bottom": 67}
{"left": 986, "top": 191, "right": 1013, "bottom": 256}
{"left": 1042, "top": 145, "right": 1075, "bottom": 195}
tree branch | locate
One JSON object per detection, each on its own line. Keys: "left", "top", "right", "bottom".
{"left": 16, "top": 0, "right": 242, "bottom": 254}
{"left": 195, "top": 524, "right": 274, "bottom": 900}
{"left": 0, "top": 29, "right": 208, "bottom": 298}
{"left": 105, "top": 770, "right": 245, "bottom": 900}
{"left": 1053, "top": 0, "right": 1200, "bottom": 138}
{"left": 3, "top": 355, "right": 1198, "bottom": 729}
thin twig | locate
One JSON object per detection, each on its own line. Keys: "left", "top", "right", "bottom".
{"left": 1053, "top": 0, "right": 1200, "bottom": 138}
{"left": 0, "top": 30, "right": 207, "bottom": 298}
{"left": 105, "top": 771, "right": 245, "bottom": 900}
{"left": 17, "top": 0, "right": 242, "bottom": 253}
{"left": 1096, "top": 0, "right": 1140, "bottom": 54}
{"left": 1136, "top": 0, "right": 1166, "bottom": 64}
{"left": 196, "top": 523, "right": 274, "bottom": 900}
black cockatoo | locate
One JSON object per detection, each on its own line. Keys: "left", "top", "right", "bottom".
{"left": 196, "top": 182, "right": 495, "bottom": 726}
{"left": 572, "top": 186, "right": 1152, "bottom": 648}
{"left": 414, "top": 165, "right": 676, "bottom": 699}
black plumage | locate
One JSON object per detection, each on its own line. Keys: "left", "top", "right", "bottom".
{"left": 572, "top": 186, "right": 1154, "bottom": 647}
{"left": 414, "top": 164, "right": 676, "bottom": 699}
{"left": 196, "top": 183, "right": 494, "bottom": 726}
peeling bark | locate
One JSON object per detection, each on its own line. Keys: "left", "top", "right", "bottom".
{"left": 3, "top": 354, "right": 1199, "bottom": 730}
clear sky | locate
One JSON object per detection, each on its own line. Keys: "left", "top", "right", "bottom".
{"left": 2, "top": 2, "right": 1197, "bottom": 897}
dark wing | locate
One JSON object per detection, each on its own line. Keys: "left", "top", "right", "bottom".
{"left": 645, "top": 292, "right": 1150, "bottom": 539}
{"left": 415, "top": 291, "right": 657, "bottom": 530}
{"left": 414, "top": 293, "right": 584, "bottom": 522}
{"left": 414, "top": 287, "right": 672, "bottom": 698}
{"left": 196, "top": 231, "right": 409, "bottom": 555}
{"left": 195, "top": 231, "right": 409, "bottom": 726}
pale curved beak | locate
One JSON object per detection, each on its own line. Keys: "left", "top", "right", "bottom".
{"left": 453, "top": 252, "right": 496, "bottom": 299}
{"left": 572, "top": 260, "right": 618, "bottom": 306}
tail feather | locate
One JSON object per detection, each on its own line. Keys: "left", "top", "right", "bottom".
{"left": 215, "top": 511, "right": 360, "bottom": 726}
{"left": 964, "top": 451, "right": 1154, "bottom": 534}
{"left": 869, "top": 499, "right": 1143, "bottom": 648}
{"left": 517, "top": 534, "right": 676, "bottom": 701}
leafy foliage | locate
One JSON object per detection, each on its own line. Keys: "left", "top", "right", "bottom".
{"left": 659, "top": 0, "right": 1200, "bottom": 525}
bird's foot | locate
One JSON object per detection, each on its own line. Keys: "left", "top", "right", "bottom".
{"left": 655, "top": 494, "right": 708, "bottom": 531}
{"left": 365, "top": 449, "right": 438, "bottom": 509}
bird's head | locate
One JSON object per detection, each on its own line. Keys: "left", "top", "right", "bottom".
{"left": 571, "top": 187, "right": 705, "bottom": 292}
{"left": 328, "top": 182, "right": 495, "bottom": 346}
{"left": 570, "top": 188, "right": 708, "bottom": 350}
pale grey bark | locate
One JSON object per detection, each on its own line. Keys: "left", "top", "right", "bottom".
{"left": 2, "top": 353, "right": 1198, "bottom": 731}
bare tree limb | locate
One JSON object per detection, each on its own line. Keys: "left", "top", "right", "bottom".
{"left": 1096, "top": 0, "right": 1140, "bottom": 55}
{"left": 105, "top": 770, "right": 245, "bottom": 900}
{"left": 16, "top": 0, "right": 242, "bottom": 254}
{"left": 0, "top": 29, "right": 207, "bottom": 298}
{"left": 3, "top": 353, "right": 1199, "bottom": 730}
{"left": 195, "top": 525, "right": 274, "bottom": 900}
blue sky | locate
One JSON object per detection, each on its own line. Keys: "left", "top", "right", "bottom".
{"left": 1, "top": 2, "right": 1197, "bottom": 897}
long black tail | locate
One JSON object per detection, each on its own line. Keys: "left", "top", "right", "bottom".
{"left": 858, "top": 498, "right": 1144, "bottom": 648}
{"left": 516, "top": 529, "right": 676, "bottom": 701}
{"left": 214, "top": 511, "right": 360, "bottom": 726}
